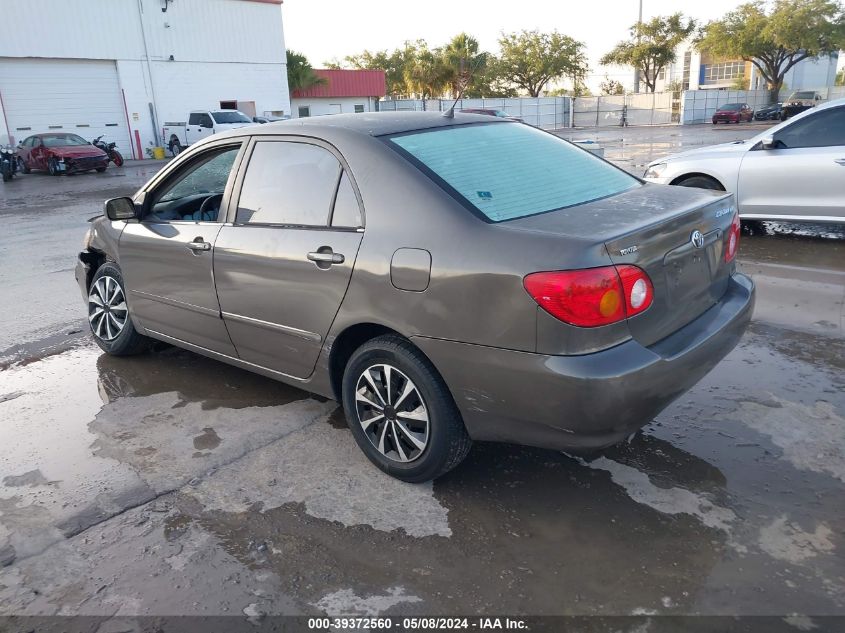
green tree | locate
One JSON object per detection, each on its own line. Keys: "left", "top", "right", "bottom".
{"left": 442, "top": 33, "right": 488, "bottom": 98}
{"left": 286, "top": 50, "right": 326, "bottom": 92}
{"left": 837, "top": 68, "right": 845, "bottom": 85}
{"left": 344, "top": 44, "right": 416, "bottom": 98}
{"left": 497, "top": 30, "right": 588, "bottom": 97}
{"left": 601, "top": 13, "right": 696, "bottom": 93}
{"left": 698, "top": 0, "right": 845, "bottom": 102}
{"left": 403, "top": 42, "right": 450, "bottom": 102}
{"left": 600, "top": 75, "right": 625, "bottom": 95}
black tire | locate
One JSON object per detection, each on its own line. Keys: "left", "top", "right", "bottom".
{"left": 341, "top": 334, "right": 471, "bottom": 483}
{"left": 18, "top": 157, "right": 30, "bottom": 174}
{"left": 675, "top": 175, "right": 724, "bottom": 191}
{"left": 87, "top": 262, "right": 150, "bottom": 356}
{"left": 48, "top": 158, "right": 61, "bottom": 176}
{"left": 169, "top": 140, "right": 182, "bottom": 157}
{"left": 2, "top": 167, "right": 9, "bottom": 182}
{"left": 96, "top": 166, "right": 107, "bottom": 173}
{"left": 111, "top": 150, "right": 124, "bottom": 167}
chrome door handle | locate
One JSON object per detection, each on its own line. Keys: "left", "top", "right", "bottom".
{"left": 834, "top": 158, "right": 845, "bottom": 166}
{"left": 307, "top": 251, "right": 344, "bottom": 264}
{"left": 186, "top": 239, "right": 211, "bottom": 252}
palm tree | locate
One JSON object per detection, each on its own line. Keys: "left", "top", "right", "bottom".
{"left": 287, "top": 50, "right": 327, "bottom": 92}
{"left": 403, "top": 45, "right": 449, "bottom": 104}
{"left": 442, "top": 33, "right": 487, "bottom": 98}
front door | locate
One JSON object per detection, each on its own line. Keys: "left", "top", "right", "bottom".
{"left": 186, "top": 112, "right": 215, "bottom": 146}
{"left": 214, "top": 138, "right": 364, "bottom": 378}
{"left": 738, "top": 105, "right": 845, "bottom": 221}
{"left": 119, "top": 141, "right": 246, "bottom": 355}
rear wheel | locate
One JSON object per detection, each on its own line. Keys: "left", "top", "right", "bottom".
{"left": 96, "top": 166, "right": 107, "bottom": 173}
{"left": 88, "top": 262, "right": 150, "bottom": 356}
{"left": 111, "top": 150, "right": 124, "bottom": 167}
{"left": 674, "top": 175, "right": 724, "bottom": 191}
{"left": 169, "top": 140, "right": 182, "bottom": 157}
{"left": 342, "top": 334, "right": 471, "bottom": 482}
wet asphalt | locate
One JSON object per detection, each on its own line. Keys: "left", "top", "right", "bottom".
{"left": 0, "top": 127, "right": 843, "bottom": 628}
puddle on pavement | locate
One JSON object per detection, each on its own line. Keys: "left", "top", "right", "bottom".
{"left": 193, "top": 427, "right": 222, "bottom": 451}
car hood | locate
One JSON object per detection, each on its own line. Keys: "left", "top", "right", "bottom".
{"left": 50, "top": 146, "right": 108, "bottom": 159}
{"left": 213, "top": 122, "right": 253, "bottom": 130}
{"left": 654, "top": 140, "right": 750, "bottom": 164}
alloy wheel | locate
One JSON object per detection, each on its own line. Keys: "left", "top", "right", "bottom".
{"left": 355, "top": 364, "right": 430, "bottom": 463}
{"left": 88, "top": 276, "right": 128, "bottom": 341}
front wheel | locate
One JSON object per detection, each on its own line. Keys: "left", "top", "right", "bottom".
{"left": 48, "top": 158, "right": 61, "bottom": 176}
{"left": 111, "top": 150, "right": 124, "bottom": 167}
{"left": 88, "top": 262, "right": 150, "bottom": 356}
{"left": 342, "top": 334, "right": 471, "bottom": 482}
{"left": 18, "top": 157, "right": 30, "bottom": 174}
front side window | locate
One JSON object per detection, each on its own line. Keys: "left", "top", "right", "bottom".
{"left": 774, "top": 107, "right": 845, "bottom": 149}
{"left": 147, "top": 146, "right": 241, "bottom": 221}
{"left": 236, "top": 141, "right": 341, "bottom": 226}
{"left": 388, "top": 122, "right": 639, "bottom": 222}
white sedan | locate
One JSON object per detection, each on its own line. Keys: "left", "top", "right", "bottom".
{"left": 643, "top": 98, "right": 845, "bottom": 224}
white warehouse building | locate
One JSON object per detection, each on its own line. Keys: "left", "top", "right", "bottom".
{"left": 0, "top": 0, "right": 290, "bottom": 159}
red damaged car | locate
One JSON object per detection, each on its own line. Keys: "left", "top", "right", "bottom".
{"left": 17, "top": 133, "right": 110, "bottom": 175}
{"left": 711, "top": 103, "right": 754, "bottom": 124}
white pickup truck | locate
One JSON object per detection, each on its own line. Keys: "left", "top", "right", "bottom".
{"left": 162, "top": 110, "right": 255, "bottom": 156}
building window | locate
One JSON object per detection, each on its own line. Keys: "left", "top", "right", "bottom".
{"left": 298, "top": 106, "right": 311, "bottom": 118}
{"left": 703, "top": 61, "right": 745, "bottom": 84}
{"left": 682, "top": 51, "right": 692, "bottom": 90}
{"left": 354, "top": 104, "right": 365, "bottom": 114}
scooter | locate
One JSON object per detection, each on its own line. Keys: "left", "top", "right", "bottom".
{"left": 92, "top": 135, "right": 124, "bottom": 167}
{"left": 1, "top": 145, "right": 18, "bottom": 182}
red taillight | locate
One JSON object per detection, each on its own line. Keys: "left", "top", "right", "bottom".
{"left": 524, "top": 265, "right": 653, "bottom": 328}
{"left": 725, "top": 211, "right": 741, "bottom": 262}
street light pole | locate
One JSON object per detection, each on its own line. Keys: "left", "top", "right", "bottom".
{"left": 633, "top": 0, "right": 643, "bottom": 93}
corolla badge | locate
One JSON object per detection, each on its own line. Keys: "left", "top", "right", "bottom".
{"left": 619, "top": 245, "right": 638, "bottom": 256}
{"left": 691, "top": 230, "right": 705, "bottom": 249}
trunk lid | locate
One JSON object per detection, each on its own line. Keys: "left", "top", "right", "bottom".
{"left": 507, "top": 183, "right": 737, "bottom": 347}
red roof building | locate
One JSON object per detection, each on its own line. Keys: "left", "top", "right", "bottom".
{"left": 291, "top": 69, "right": 386, "bottom": 118}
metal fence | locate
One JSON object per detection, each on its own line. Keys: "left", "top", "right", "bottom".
{"left": 680, "top": 86, "right": 845, "bottom": 124}
{"left": 573, "top": 92, "right": 676, "bottom": 127}
{"left": 377, "top": 97, "right": 572, "bottom": 131}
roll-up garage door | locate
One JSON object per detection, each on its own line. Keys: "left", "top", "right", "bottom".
{"left": 0, "top": 58, "right": 131, "bottom": 154}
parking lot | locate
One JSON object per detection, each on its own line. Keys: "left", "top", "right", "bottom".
{"left": 1, "top": 127, "right": 844, "bottom": 629}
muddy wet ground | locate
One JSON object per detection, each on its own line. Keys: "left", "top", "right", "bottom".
{"left": 0, "top": 133, "right": 843, "bottom": 630}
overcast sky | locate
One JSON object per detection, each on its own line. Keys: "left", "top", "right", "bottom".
{"left": 282, "top": 0, "right": 756, "bottom": 91}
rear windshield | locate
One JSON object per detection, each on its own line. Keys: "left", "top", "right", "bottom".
{"left": 212, "top": 111, "right": 252, "bottom": 124}
{"left": 388, "top": 123, "right": 638, "bottom": 222}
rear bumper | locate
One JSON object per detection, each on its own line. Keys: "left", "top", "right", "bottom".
{"left": 413, "top": 273, "right": 755, "bottom": 452}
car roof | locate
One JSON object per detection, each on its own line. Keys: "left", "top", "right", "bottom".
{"left": 246, "top": 111, "right": 509, "bottom": 138}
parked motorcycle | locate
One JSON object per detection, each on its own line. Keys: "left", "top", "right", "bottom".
{"left": 92, "top": 135, "right": 124, "bottom": 167}
{"left": 1, "top": 144, "right": 19, "bottom": 182}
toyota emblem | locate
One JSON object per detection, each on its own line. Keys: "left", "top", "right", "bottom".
{"left": 691, "top": 230, "right": 704, "bottom": 249}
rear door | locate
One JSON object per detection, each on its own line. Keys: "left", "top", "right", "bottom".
{"left": 737, "top": 105, "right": 845, "bottom": 221}
{"left": 119, "top": 140, "right": 246, "bottom": 355}
{"left": 214, "top": 138, "right": 364, "bottom": 379}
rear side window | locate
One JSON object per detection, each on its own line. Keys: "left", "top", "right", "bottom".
{"left": 331, "top": 172, "right": 362, "bottom": 228}
{"left": 236, "top": 141, "right": 341, "bottom": 226}
{"left": 188, "top": 113, "right": 202, "bottom": 125}
{"left": 388, "top": 123, "right": 638, "bottom": 222}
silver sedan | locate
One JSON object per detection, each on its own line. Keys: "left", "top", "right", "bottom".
{"left": 644, "top": 98, "right": 845, "bottom": 224}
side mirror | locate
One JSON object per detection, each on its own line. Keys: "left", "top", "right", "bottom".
{"left": 104, "top": 197, "right": 138, "bottom": 221}
{"left": 760, "top": 136, "right": 777, "bottom": 150}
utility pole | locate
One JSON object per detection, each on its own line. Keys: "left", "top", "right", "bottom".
{"left": 633, "top": 0, "right": 643, "bottom": 93}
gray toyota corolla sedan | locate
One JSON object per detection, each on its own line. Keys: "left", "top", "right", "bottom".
{"left": 76, "top": 112, "right": 754, "bottom": 482}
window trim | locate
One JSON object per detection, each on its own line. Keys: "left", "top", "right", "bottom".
{"left": 226, "top": 135, "right": 366, "bottom": 231}
{"left": 138, "top": 140, "right": 248, "bottom": 224}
